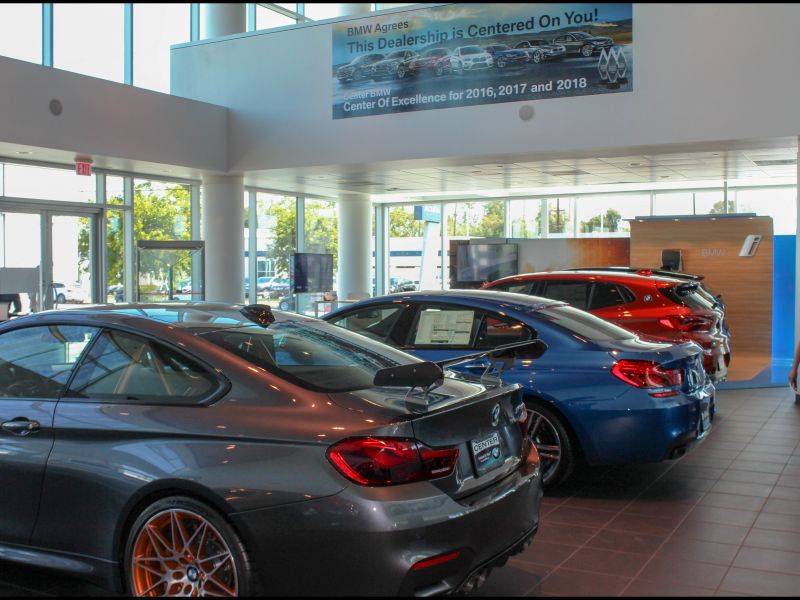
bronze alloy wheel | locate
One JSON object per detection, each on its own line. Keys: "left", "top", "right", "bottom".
{"left": 130, "top": 507, "right": 239, "bottom": 597}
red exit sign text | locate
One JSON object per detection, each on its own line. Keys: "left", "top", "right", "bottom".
{"left": 76, "top": 161, "right": 92, "bottom": 176}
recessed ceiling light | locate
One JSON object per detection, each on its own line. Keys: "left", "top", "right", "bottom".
{"left": 660, "top": 175, "right": 670, "bottom": 178}
{"left": 16, "top": 151, "right": 32, "bottom": 155}
{"left": 628, "top": 162, "right": 642, "bottom": 167}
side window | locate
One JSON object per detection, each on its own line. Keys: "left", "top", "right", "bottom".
{"left": 475, "top": 314, "right": 533, "bottom": 349}
{"left": 327, "top": 305, "right": 403, "bottom": 342}
{"left": 0, "top": 325, "right": 98, "bottom": 399}
{"left": 542, "top": 281, "right": 590, "bottom": 310}
{"left": 489, "top": 281, "right": 532, "bottom": 294}
{"left": 409, "top": 307, "right": 480, "bottom": 347}
{"left": 67, "top": 330, "right": 218, "bottom": 404}
{"left": 589, "top": 283, "right": 630, "bottom": 310}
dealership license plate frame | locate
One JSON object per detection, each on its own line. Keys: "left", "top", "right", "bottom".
{"left": 470, "top": 431, "right": 504, "bottom": 477}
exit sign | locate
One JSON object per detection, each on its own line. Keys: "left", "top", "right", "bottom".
{"left": 75, "top": 161, "right": 92, "bottom": 176}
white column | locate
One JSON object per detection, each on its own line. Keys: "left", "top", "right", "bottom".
{"left": 337, "top": 194, "right": 372, "bottom": 301}
{"left": 203, "top": 174, "right": 245, "bottom": 304}
{"left": 201, "top": 3, "right": 246, "bottom": 39}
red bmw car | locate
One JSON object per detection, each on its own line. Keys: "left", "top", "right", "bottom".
{"left": 483, "top": 268, "right": 730, "bottom": 382}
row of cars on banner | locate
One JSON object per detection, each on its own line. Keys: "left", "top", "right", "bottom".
{"left": 0, "top": 265, "right": 725, "bottom": 596}
{"left": 337, "top": 31, "right": 616, "bottom": 83}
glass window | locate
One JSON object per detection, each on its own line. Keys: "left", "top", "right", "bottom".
{"left": 328, "top": 304, "right": 404, "bottom": 342}
{"left": 133, "top": 3, "right": 191, "bottom": 93}
{"left": 300, "top": 198, "right": 337, "bottom": 315}
{"left": 254, "top": 193, "right": 295, "bottom": 306}
{"left": 0, "top": 325, "right": 98, "bottom": 398}
{"left": 67, "top": 329, "right": 218, "bottom": 403}
{"left": 546, "top": 198, "right": 573, "bottom": 236}
{"left": 576, "top": 193, "right": 650, "bottom": 235}
{"left": 3, "top": 164, "right": 96, "bottom": 203}
{"left": 106, "top": 210, "right": 125, "bottom": 303}
{"left": 490, "top": 281, "right": 532, "bottom": 294}
{"left": 106, "top": 175, "right": 125, "bottom": 205}
{"left": 538, "top": 305, "right": 635, "bottom": 341}
{"left": 410, "top": 307, "right": 479, "bottom": 347}
{"left": 203, "top": 321, "right": 414, "bottom": 393}
{"left": 0, "top": 4, "right": 42, "bottom": 64}
{"left": 54, "top": 3, "right": 125, "bottom": 83}
{"left": 256, "top": 5, "right": 296, "bottom": 29}
{"left": 589, "top": 283, "right": 628, "bottom": 310}
{"left": 734, "top": 187, "right": 796, "bottom": 235}
{"left": 304, "top": 4, "right": 343, "bottom": 20}
{"left": 653, "top": 191, "right": 694, "bottom": 216}
{"left": 475, "top": 315, "right": 532, "bottom": 348}
{"left": 388, "top": 206, "right": 423, "bottom": 293}
{"left": 134, "top": 179, "right": 191, "bottom": 240}
{"left": 542, "top": 281, "right": 590, "bottom": 310}
{"left": 509, "top": 199, "right": 542, "bottom": 239}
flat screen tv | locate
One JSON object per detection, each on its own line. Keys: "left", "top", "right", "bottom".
{"left": 291, "top": 253, "right": 334, "bottom": 293}
{"left": 456, "top": 244, "right": 518, "bottom": 283}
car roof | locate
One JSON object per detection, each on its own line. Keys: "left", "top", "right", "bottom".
{"left": 2, "top": 302, "right": 314, "bottom": 332}
{"left": 326, "top": 289, "right": 565, "bottom": 316}
{"left": 490, "top": 270, "right": 688, "bottom": 286}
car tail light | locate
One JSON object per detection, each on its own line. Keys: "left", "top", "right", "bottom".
{"left": 658, "top": 315, "right": 713, "bottom": 333}
{"left": 611, "top": 359, "right": 684, "bottom": 398}
{"left": 412, "top": 551, "right": 461, "bottom": 571}
{"left": 327, "top": 437, "right": 459, "bottom": 486}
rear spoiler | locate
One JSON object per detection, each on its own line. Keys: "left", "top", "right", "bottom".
{"left": 372, "top": 339, "right": 548, "bottom": 405}
{"left": 565, "top": 266, "right": 704, "bottom": 281}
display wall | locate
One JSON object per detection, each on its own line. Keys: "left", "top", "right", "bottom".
{"left": 630, "top": 215, "right": 774, "bottom": 385}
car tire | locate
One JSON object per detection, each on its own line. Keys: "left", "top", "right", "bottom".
{"left": 56, "top": 293, "right": 66, "bottom": 305}
{"left": 124, "top": 496, "right": 256, "bottom": 597}
{"left": 396, "top": 64, "right": 406, "bottom": 79}
{"left": 524, "top": 400, "right": 577, "bottom": 490}
{"left": 496, "top": 57, "right": 506, "bottom": 69}
{"left": 279, "top": 300, "right": 290, "bottom": 311}
{"left": 532, "top": 51, "right": 543, "bottom": 64}
{"left": 352, "top": 68, "right": 364, "bottom": 81}
{"left": 581, "top": 44, "right": 594, "bottom": 57}
{"left": 435, "top": 62, "right": 444, "bottom": 77}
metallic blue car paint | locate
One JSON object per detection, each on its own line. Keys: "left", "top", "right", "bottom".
{"left": 324, "top": 291, "right": 714, "bottom": 467}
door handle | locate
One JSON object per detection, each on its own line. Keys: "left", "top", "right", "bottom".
{"left": 1, "top": 418, "right": 40, "bottom": 436}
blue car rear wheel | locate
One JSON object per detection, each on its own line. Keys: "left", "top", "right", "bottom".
{"left": 525, "top": 402, "right": 576, "bottom": 490}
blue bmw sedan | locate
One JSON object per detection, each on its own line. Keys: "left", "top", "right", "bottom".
{"left": 323, "top": 290, "right": 715, "bottom": 489}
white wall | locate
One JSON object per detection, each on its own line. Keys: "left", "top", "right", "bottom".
{"left": 0, "top": 55, "right": 228, "bottom": 172}
{"left": 170, "top": 3, "right": 800, "bottom": 173}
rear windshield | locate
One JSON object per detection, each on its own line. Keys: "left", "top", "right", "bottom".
{"left": 201, "top": 321, "right": 418, "bottom": 393}
{"left": 658, "top": 284, "right": 716, "bottom": 311}
{"left": 537, "top": 305, "right": 636, "bottom": 341}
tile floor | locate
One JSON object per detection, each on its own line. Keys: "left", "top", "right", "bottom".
{"left": 0, "top": 387, "right": 798, "bottom": 596}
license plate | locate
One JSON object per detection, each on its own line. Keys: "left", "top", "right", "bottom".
{"left": 470, "top": 432, "right": 504, "bottom": 476}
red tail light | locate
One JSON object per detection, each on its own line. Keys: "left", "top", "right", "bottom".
{"left": 611, "top": 359, "right": 684, "bottom": 397}
{"left": 327, "top": 437, "right": 459, "bottom": 486}
{"left": 658, "top": 315, "right": 713, "bottom": 333}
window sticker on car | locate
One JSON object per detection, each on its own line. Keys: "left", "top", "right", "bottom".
{"left": 414, "top": 310, "right": 474, "bottom": 345}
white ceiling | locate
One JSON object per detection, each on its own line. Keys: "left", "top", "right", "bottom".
{"left": 1, "top": 137, "right": 796, "bottom": 201}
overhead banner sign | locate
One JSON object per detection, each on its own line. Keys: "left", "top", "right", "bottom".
{"left": 332, "top": 3, "right": 632, "bottom": 119}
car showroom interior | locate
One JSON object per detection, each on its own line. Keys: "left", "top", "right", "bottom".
{"left": 0, "top": 2, "right": 799, "bottom": 597}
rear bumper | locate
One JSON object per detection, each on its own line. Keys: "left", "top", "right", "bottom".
{"left": 231, "top": 446, "right": 542, "bottom": 595}
{"left": 578, "top": 382, "right": 715, "bottom": 465}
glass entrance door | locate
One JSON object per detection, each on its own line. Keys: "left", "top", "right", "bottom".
{"left": 0, "top": 210, "right": 42, "bottom": 316}
{"left": 45, "top": 213, "right": 96, "bottom": 310}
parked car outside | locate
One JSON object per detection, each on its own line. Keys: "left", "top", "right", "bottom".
{"left": 52, "top": 282, "right": 88, "bottom": 304}
{"left": 513, "top": 39, "right": 567, "bottom": 63}
{"left": 483, "top": 44, "right": 530, "bottom": 68}
{"left": 551, "top": 31, "right": 614, "bottom": 57}
{"left": 389, "top": 276, "right": 417, "bottom": 293}
{"left": 406, "top": 48, "right": 462, "bottom": 77}
{"left": 482, "top": 269, "right": 730, "bottom": 382}
{"left": 336, "top": 52, "right": 386, "bottom": 83}
{"left": 324, "top": 290, "right": 715, "bottom": 489}
{"left": 0, "top": 302, "right": 542, "bottom": 595}
{"left": 370, "top": 49, "right": 417, "bottom": 80}
{"left": 452, "top": 45, "right": 493, "bottom": 72}
{"left": 265, "top": 276, "right": 290, "bottom": 298}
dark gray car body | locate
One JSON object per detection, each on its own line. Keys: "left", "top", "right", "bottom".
{"left": 0, "top": 303, "right": 542, "bottom": 595}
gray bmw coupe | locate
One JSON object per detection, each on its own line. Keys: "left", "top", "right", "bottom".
{"left": 0, "top": 303, "right": 542, "bottom": 596}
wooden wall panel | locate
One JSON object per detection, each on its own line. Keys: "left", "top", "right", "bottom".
{"left": 630, "top": 216, "right": 773, "bottom": 381}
